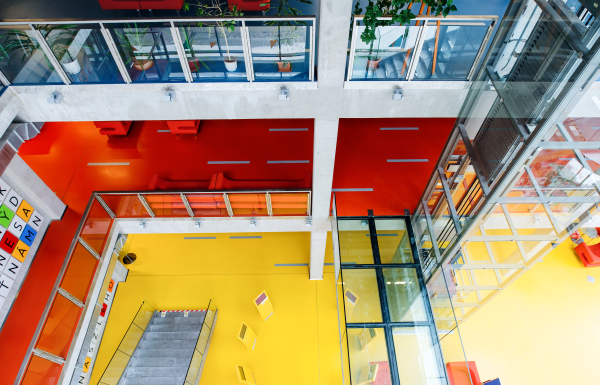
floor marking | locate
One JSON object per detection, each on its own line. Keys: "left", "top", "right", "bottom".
{"left": 380, "top": 127, "right": 418, "bottom": 130}
{"left": 269, "top": 128, "right": 308, "bottom": 131}
{"left": 332, "top": 188, "right": 373, "bottom": 192}
{"left": 87, "top": 162, "right": 130, "bottom": 166}
{"left": 230, "top": 236, "right": 262, "bottom": 239}
{"left": 157, "top": 130, "right": 170, "bottom": 132}
{"left": 184, "top": 237, "right": 216, "bottom": 240}
{"left": 324, "top": 263, "right": 334, "bottom": 266}
{"left": 275, "top": 263, "right": 309, "bottom": 266}
{"left": 267, "top": 160, "right": 310, "bottom": 164}
{"left": 387, "top": 159, "right": 429, "bottom": 162}
{"left": 207, "top": 161, "right": 250, "bottom": 164}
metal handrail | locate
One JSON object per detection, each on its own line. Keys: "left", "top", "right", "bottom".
{"left": 0, "top": 16, "right": 317, "bottom": 25}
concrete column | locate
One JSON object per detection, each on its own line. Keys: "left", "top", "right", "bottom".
{"left": 310, "top": 118, "right": 339, "bottom": 279}
{"left": 317, "top": 0, "right": 354, "bottom": 88}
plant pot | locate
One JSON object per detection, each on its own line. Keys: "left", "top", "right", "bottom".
{"left": 224, "top": 56, "right": 237, "bottom": 72}
{"left": 188, "top": 58, "right": 201, "bottom": 72}
{"left": 61, "top": 58, "right": 81, "bottom": 75}
{"left": 276, "top": 61, "right": 292, "bottom": 72}
{"left": 133, "top": 59, "right": 154, "bottom": 71}
{"left": 367, "top": 58, "right": 381, "bottom": 70}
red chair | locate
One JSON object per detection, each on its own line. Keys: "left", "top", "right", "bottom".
{"left": 98, "top": 0, "right": 141, "bottom": 10}
{"left": 139, "top": 0, "right": 184, "bottom": 9}
{"left": 166, "top": 120, "right": 200, "bottom": 136}
{"left": 228, "top": 0, "right": 270, "bottom": 11}
{"left": 575, "top": 242, "right": 600, "bottom": 267}
{"left": 447, "top": 361, "right": 482, "bottom": 385}
{"left": 94, "top": 121, "right": 132, "bottom": 137}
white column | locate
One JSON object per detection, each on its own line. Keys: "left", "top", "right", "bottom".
{"left": 310, "top": 118, "right": 339, "bottom": 279}
{"left": 317, "top": 0, "right": 354, "bottom": 88}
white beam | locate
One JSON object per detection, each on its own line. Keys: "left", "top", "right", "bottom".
{"left": 318, "top": 0, "right": 353, "bottom": 88}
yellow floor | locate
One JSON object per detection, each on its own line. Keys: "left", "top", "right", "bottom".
{"left": 91, "top": 232, "right": 341, "bottom": 385}
{"left": 440, "top": 238, "right": 600, "bottom": 385}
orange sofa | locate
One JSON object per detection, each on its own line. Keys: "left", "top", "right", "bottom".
{"left": 166, "top": 120, "right": 201, "bottom": 136}
{"left": 447, "top": 361, "right": 482, "bottom": 385}
{"left": 94, "top": 121, "right": 132, "bottom": 136}
{"left": 575, "top": 242, "right": 600, "bottom": 267}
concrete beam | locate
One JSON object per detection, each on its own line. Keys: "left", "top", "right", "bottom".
{"left": 318, "top": 0, "right": 353, "bottom": 88}
{"left": 0, "top": 89, "right": 23, "bottom": 138}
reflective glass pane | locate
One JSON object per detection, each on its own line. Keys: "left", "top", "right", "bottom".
{"left": 347, "top": 327, "right": 392, "bottom": 385}
{"left": 351, "top": 24, "right": 420, "bottom": 81}
{"left": 144, "top": 194, "right": 189, "bottom": 217}
{"left": 383, "top": 268, "right": 427, "bottom": 322}
{"left": 178, "top": 23, "right": 248, "bottom": 82}
{"left": 393, "top": 326, "right": 446, "bottom": 385}
{"left": 36, "top": 293, "right": 81, "bottom": 358}
{"left": 40, "top": 24, "right": 124, "bottom": 83}
{"left": 270, "top": 193, "right": 309, "bottom": 215}
{"left": 338, "top": 219, "right": 374, "bottom": 264}
{"left": 414, "top": 25, "right": 489, "bottom": 80}
{"left": 248, "top": 25, "right": 310, "bottom": 81}
{"left": 228, "top": 193, "right": 268, "bottom": 216}
{"left": 109, "top": 22, "right": 186, "bottom": 83}
{"left": 60, "top": 242, "right": 98, "bottom": 302}
{"left": 374, "top": 219, "right": 413, "bottom": 263}
{"left": 0, "top": 26, "right": 63, "bottom": 84}
{"left": 530, "top": 150, "right": 600, "bottom": 190}
{"left": 341, "top": 269, "right": 382, "bottom": 323}
{"left": 80, "top": 199, "right": 112, "bottom": 254}
{"left": 99, "top": 349, "right": 129, "bottom": 385}
{"left": 21, "top": 355, "right": 63, "bottom": 385}
{"left": 185, "top": 193, "right": 229, "bottom": 217}
{"left": 99, "top": 195, "right": 151, "bottom": 218}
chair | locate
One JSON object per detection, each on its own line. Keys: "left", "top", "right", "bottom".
{"left": 98, "top": 0, "right": 141, "bottom": 10}
{"left": 575, "top": 242, "right": 600, "bottom": 267}
{"left": 228, "top": 0, "right": 270, "bottom": 11}
{"left": 236, "top": 365, "right": 256, "bottom": 385}
{"left": 94, "top": 121, "right": 132, "bottom": 137}
{"left": 254, "top": 291, "right": 274, "bottom": 321}
{"left": 237, "top": 322, "right": 257, "bottom": 350}
{"left": 446, "top": 361, "right": 482, "bottom": 385}
{"left": 139, "top": 0, "right": 184, "bottom": 9}
{"left": 166, "top": 120, "right": 200, "bottom": 136}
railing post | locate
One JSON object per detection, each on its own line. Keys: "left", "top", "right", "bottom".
{"left": 100, "top": 23, "right": 132, "bottom": 84}
{"left": 407, "top": 21, "right": 428, "bottom": 81}
{"left": 29, "top": 24, "right": 72, "bottom": 85}
{"left": 171, "top": 21, "right": 194, "bottom": 83}
{"left": 347, "top": 17, "right": 358, "bottom": 81}
{"left": 467, "top": 20, "right": 495, "bottom": 81}
{"left": 309, "top": 23, "right": 316, "bottom": 81}
{"left": 0, "top": 69, "right": 10, "bottom": 86}
{"left": 241, "top": 21, "right": 254, "bottom": 82}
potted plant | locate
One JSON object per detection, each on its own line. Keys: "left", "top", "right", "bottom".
{"left": 42, "top": 27, "right": 85, "bottom": 75}
{"left": 180, "top": 23, "right": 211, "bottom": 72}
{"left": 353, "top": 0, "right": 457, "bottom": 69}
{"left": 187, "top": 0, "right": 243, "bottom": 72}
{"left": 273, "top": 25, "right": 302, "bottom": 72}
{"left": 114, "top": 23, "right": 156, "bottom": 71}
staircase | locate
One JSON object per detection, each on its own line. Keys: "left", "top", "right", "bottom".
{"left": 119, "top": 311, "right": 206, "bottom": 385}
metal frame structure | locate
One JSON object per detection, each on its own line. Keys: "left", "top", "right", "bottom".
{"left": 346, "top": 15, "right": 498, "bottom": 81}
{"left": 337, "top": 215, "right": 449, "bottom": 385}
{"left": 0, "top": 16, "right": 317, "bottom": 86}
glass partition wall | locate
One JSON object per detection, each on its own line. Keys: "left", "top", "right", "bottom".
{"left": 0, "top": 18, "right": 316, "bottom": 86}
{"left": 337, "top": 216, "right": 456, "bottom": 385}
{"left": 412, "top": 0, "right": 600, "bottom": 383}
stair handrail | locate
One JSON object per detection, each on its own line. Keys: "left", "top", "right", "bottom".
{"left": 97, "top": 300, "right": 156, "bottom": 385}
{"left": 182, "top": 300, "right": 218, "bottom": 385}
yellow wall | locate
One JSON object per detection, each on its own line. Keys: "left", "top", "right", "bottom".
{"left": 91, "top": 232, "right": 341, "bottom": 385}
{"left": 440, "top": 239, "right": 600, "bottom": 385}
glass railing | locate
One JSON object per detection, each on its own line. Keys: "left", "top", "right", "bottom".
{"left": 347, "top": 15, "right": 497, "bottom": 81}
{"left": 0, "top": 18, "right": 315, "bottom": 86}
{"left": 98, "top": 301, "right": 156, "bottom": 385}
{"left": 183, "top": 300, "right": 217, "bottom": 385}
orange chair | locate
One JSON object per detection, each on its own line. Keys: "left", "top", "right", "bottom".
{"left": 447, "top": 361, "right": 482, "bottom": 385}
{"left": 228, "top": 0, "right": 269, "bottom": 11}
{"left": 94, "top": 121, "right": 132, "bottom": 137}
{"left": 575, "top": 242, "right": 600, "bottom": 267}
{"left": 166, "top": 120, "right": 200, "bottom": 136}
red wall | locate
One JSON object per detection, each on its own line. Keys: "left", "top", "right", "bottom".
{"left": 333, "top": 118, "right": 455, "bottom": 216}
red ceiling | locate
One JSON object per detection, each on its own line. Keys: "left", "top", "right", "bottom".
{"left": 333, "top": 118, "right": 455, "bottom": 216}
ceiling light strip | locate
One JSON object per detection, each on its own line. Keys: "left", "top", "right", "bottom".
{"left": 387, "top": 159, "right": 429, "bottom": 162}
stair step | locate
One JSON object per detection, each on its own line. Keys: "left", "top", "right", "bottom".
{"left": 144, "top": 331, "right": 200, "bottom": 340}
{"left": 148, "top": 324, "right": 203, "bottom": 333}
{"left": 153, "top": 317, "right": 205, "bottom": 325}
{"left": 140, "top": 339, "right": 197, "bottom": 349}
{"left": 155, "top": 311, "right": 206, "bottom": 318}
{"left": 135, "top": 348, "right": 195, "bottom": 358}
{"left": 123, "top": 376, "right": 185, "bottom": 385}
{"left": 126, "top": 366, "right": 188, "bottom": 378}
{"left": 130, "top": 357, "right": 191, "bottom": 367}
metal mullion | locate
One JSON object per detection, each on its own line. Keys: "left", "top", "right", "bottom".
{"left": 58, "top": 288, "right": 84, "bottom": 308}
{"left": 437, "top": 167, "right": 462, "bottom": 234}
{"left": 457, "top": 123, "right": 490, "bottom": 196}
{"left": 78, "top": 237, "right": 100, "bottom": 260}
{"left": 137, "top": 194, "right": 155, "bottom": 218}
{"left": 342, "top": 263, "right": 421, "bottom": 269}
{"left": 347, "top": 17, "right": 358, "bottom": 81}
{"left": 266, "top": 193, "right": 273, "bottom": 216}
{"left": 223, "top": 193, "right": 234, "bottom": 217}
{"left": 170, "top": 21, "right": 194, "bottom": 83}
{"left": 100, "top": 23, "right": 132, "bottom": 84}
{"left": 407, "top": 21, "right": 428, "bottom": 81}
{"left": 467, "top": 21, "right": 494, "bottom": 80}
{"left": 29, "top": 24, "right": 71, "bottom": 85}
{"left": 421, "top": 201, "right": 442, "bottom": 263}
{"left": 241, "top": 22, "right": 254, "bottom": 82}
{"left": 94, "top": 194, "right": 115, "bottom": 218}
{"left": 556, "top": 123, "right": 593, "bottom": 171}
{"left": 307, "top": 191, "right": 311, "bottom": 216}
{"left": 309, "top": 24, "right": 315, "bottom": 81}
{"left": 181, "top": 193, "right": 195, "bottom": 218}
{"left": 384, "top": 325, "right": 402, "bottom": 385}
{"left": 0, "top": 69, "right": 10, "bottom": 86}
